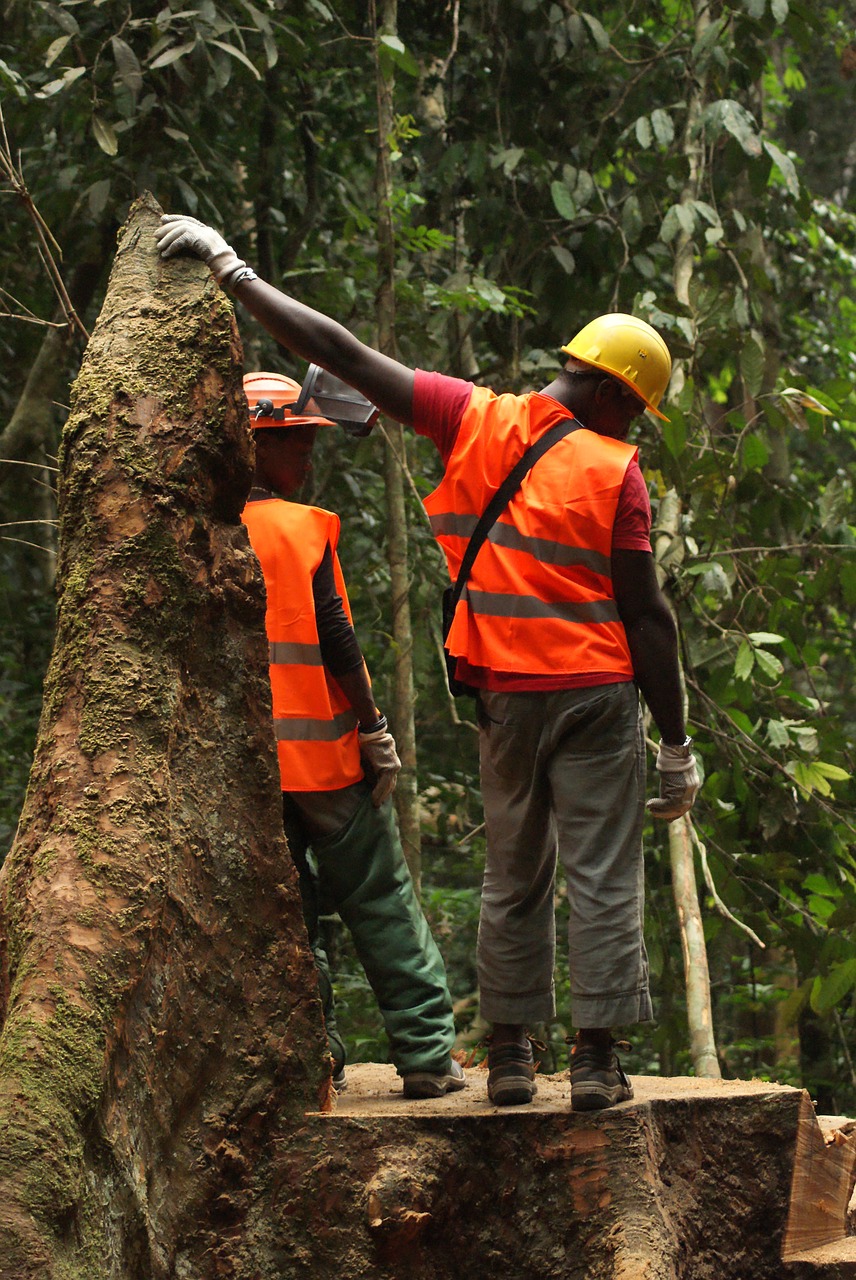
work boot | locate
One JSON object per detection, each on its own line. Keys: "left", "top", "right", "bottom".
{"left": 487, "top": 1037, "right": 537, "bottom": 1106}
{"left": 403, "top": 1058, "right": 467, "bottom": 1099}
{"left": 569, "top": 1033, "right": 633, "bottom": 1112}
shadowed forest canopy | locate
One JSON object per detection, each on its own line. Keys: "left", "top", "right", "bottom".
{"left": 1, "top": 0, "right": 855, "bottom": 1113}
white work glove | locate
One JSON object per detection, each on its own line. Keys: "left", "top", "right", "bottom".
{"left": 155, "top": 214, "right": 257, "bottom": 289}
{"left": 358, "top": 717, "right": 401, "bottom": 807}
{"left": 647, "top": 738, "right": 700, "bottom": 821}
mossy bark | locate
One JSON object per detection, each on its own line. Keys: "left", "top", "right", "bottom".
{"left": 0, "top": 193, "right": 329, "bottom": 1280}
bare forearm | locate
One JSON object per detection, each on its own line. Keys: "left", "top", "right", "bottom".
{"left": 333, "top": 664, "right": 380, "bottom": 729}
{"left": 624, "top": 608, "right": 686, "bottom": 744}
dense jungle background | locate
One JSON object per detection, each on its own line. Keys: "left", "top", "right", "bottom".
{"left": 1, "top": 0, "right": 855, "bottom": 1112}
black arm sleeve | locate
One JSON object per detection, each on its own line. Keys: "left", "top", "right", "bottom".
{"left": 312, "top": 542, "right": 365, "bottom": 677}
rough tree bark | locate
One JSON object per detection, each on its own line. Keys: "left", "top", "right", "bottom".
{"left": 0, "top": 193, "right": 329, "bottom": 1280}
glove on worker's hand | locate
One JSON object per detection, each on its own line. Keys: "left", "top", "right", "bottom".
{"left": 646, "top": 739, "right": 700, "bottom": 821}
{"left": 155, "top": 214, "right": 256, "bottom": 290}
{"left": 359, "top": 719, "right": 401, "bottom": 807}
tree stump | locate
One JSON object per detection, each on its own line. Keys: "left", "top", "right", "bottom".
{"left": 0, "top": 193, "right": 328, "bottom": 1280}
{"left": 268, "top": 1065, "right": 856, "bottom": 1280}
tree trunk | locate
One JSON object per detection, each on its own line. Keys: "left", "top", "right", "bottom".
{"left": 653, "top": 491, "right": 720, "bottom": 1079}
{"left": 373, "top": 0, "right": 422, "bottom": 888}
{"left": 0, "top": 193, "right": 328, "bottom": 1280}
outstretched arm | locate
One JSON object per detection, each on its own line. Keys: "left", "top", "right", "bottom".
{"left": 156, "top": 214, "right": 416, "bottom": 424}
{"left": 232, "top": 278, "right": 415, "bottom": 425}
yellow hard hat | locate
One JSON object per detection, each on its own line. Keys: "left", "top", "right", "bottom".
{"left": 242, "top": 371, "right": 336, "bottom": 428}
{"left": 561, "top": 314, "right": 672, "bottom": 420}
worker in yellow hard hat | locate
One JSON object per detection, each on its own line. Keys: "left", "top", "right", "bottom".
{"left": 158, "top": 214, "right": 700, "bottom": 1116}
{"left": 238, "top": 370, "right": 464, "bottom": 1100}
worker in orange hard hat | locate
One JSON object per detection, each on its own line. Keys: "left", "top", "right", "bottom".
{"left": 239, "top": 371, "right": 464, "bottom": 1101}
{"left": 158, "top": 215, "right": 700, "bottom": 1116}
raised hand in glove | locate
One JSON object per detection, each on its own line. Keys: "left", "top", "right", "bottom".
{"left": 358, "top": 716, "right": 401, "bottom": 807}
{"left": 155, "top": 214, "right": 256, "bottom": 290}
{"left": 647, "top": 738, "right": 700, "bottom": 821}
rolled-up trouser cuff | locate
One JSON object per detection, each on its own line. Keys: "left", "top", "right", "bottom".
{"left": 479, "top": 982, "right": 556, "bottom": 1026}
{"left": 571, "top": 986, "right": 653, "bottom": 1029}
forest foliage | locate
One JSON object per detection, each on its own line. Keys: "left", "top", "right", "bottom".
{"left": 1, "top": 0, "right": 855, "bottom": 1110}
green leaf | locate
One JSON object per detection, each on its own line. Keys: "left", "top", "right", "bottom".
{"left": 660, "top": 205, "right": 683, "bottom": 244}
{"left": 766, "top": 719, "right": 790, "bottom": 748}
{"left": 810, "top": 960, "right": 856, "bottom": 1016}
{"left": 813, "top": 761, "right": 851, "bottom": 783}
{"left": 210, "top": 40, "right": 262, "bottom": 80}
{"left": 574, "top": 170, "right": 595, "bottom": 207}
{"left": 550, "top": 245, "right": 576, "bottom": 275}
{"left": 661, "top": 412, "right": 687, "bottom": 458}
{"left": 703, "top": 99, "right": 763, "bottom": 157}
{"left": 149, "top": 41, "right": 197, "bottom": 70}
{"left": 550, "top": 181, "right": 577, "bottom": 221}
{"left": 635, "top": 116, "right": 653, "bottom": 149}
{"left": 35, "top": 65, "right": 86, "bottom": 98}
{"left": 263, "top": 32, "right": 278, "bottom": 69}
{"left": 734, "top": 640, "right": 754, "bottom": 680}
{"left": 651, "top": 109, "right": 675, "bottom": 146}
{"left": 622, "top": 194, "right": 643, "bottom": 243}
{"left": 748, "top": 632, "right": 785, "bottom": 646}
{"left": 378, "top": 34, "right": 420, "bottom": 76}
{"left": 580, "top": 13, "right": 610, "bottom": 49}
{"left": 492, "top": 147, "right": 524, "bottom": 173}
{"left": 818, "top": 475, "right": 850, "bottom": 530}
{"left": 45, "top": 35, "right": 71, "bottom": 68}
{"left": 92, "top": 116, "right": 118, "bottom": 156}
{"left": 727, "top": 707, "right": 755, "bottom": 735}
{"left": 87, "top": 178, "right": 111, "bottom": 218}
{"left": 111, "top": 36, "right": 143, "bottom": 94}
{"left": 763, "top": 140, "right": 799, "bottom": 197}
{"left": 754, "top": 649, "right": 783, "bottom": 679}
{"left": 784, "top": 760, "right": 848, "bottom": 798}
{"left": 741, "top": 433, "right": 770, "bottom": 471}
{"left": 693, "top": 200, "right": 720, "bottom": 226}
{"left": 44, "top": 5, "right": 79, "bottom": 36}
{"left": 740, "top": 336, "right": 765, "bottom": 396}
{"left": 803, "top": 873, "right": 837, "bottom": 896}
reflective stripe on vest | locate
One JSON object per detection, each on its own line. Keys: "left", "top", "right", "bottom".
{"left": 428, "top": 511, "right": 611, "bottom": 576}
{"left": 461, "top": 586, "right": 621, "bottom": 625}
{"left": 269, "top": 640, "right": 324, "bottom": 665}
{"left": 423, "top": 386, "right": 636, "bottom": 679}
{"left": 241, "top": 499, "right": 364, "bottom": 792}
{"left": 273, "top": 708, "right": 358, "bottom": 743}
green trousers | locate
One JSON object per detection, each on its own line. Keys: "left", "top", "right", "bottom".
{"left": 282, "top": 782, "right": 455, "bottom": 1076}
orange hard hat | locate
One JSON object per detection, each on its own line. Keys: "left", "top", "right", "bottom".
{"left": 242, "top": 371, "right": 336, "bottom": 428}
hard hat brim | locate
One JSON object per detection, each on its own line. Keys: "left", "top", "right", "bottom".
{"left": 559, "top": 348, "right": 670, "bottom": 420}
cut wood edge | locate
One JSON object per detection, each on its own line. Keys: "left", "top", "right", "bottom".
{"left": 782, "top": 1091, "right": 856, "bottom": 1262}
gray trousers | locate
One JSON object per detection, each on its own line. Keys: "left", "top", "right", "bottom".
{"left": 476, "top": 681, "right": 652, "bottom": 1030}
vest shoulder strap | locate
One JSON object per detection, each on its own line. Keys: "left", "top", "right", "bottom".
{"left": 450, "top": 415, "right": 582, "bottom": 607}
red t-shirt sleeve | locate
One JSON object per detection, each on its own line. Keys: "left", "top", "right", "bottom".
{"left": 412, "top": 369, "right": 474, "bottom": 465}
{"left": 612, "top": 458, "right": 652, "bottom": 552}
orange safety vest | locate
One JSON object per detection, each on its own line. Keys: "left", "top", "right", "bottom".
{"left": 423, "top": 386, "right": 636, "bottom": 680}
{"left": 241, "top": 499, "right": 364, "bottom": 792}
